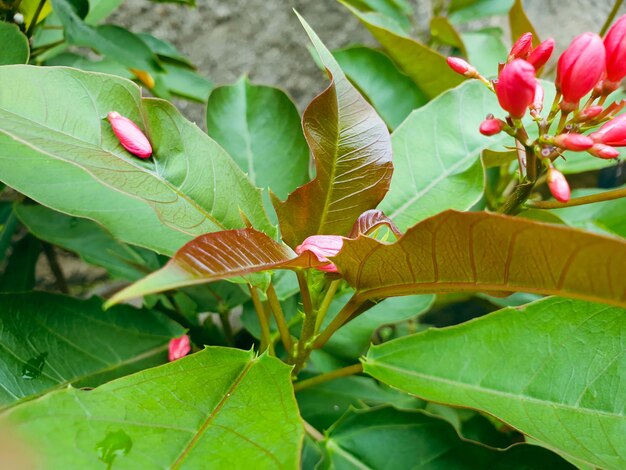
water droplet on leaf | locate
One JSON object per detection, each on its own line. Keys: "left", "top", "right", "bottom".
{"left": 96, "top": 430, "right": 132, "bottom": 469}
{"left": 21, "top": 352, "right": 47, "bottom": 379}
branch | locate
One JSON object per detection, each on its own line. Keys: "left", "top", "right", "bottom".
{"left": 526, "top": 186, "right": 626, "bottom": 209}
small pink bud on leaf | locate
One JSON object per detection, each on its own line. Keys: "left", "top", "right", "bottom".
{"left": 547, "top": 168, "right": 571, "bottom": 202}
{"left": 552, "top": 133, "right": 594, "bottom": 151}
{"left": 479, "top": 118, "right": 505, "bottom": 136}
{"left": 556, "top": 33, "right": 606, "bottom": 107}
{"left": 446, "top": 57, "right": 476, "bottom": 77}
{"left": 589, "top": 143, "right": 620, "bottom": 159}
{"left": 107, "top": 111, "right": 153, "bottom": 159}
{"left": 590, "top": 113, "right": 626, "bottom": 146}
{"left": 168, "top": 335, "right": 190, "bottom": 362}
{"left": 508, "top": 32, "right": 533, "bottom": 60}
{"left": 495, "top": 59, "right": 537, "bottom": 118}
{"left": 526, "top": 38, "right": 555, "bottom": 70}
{"left": 604, "top": 15, "right": 626, "bottom": 84}
{"left": 295, "top": 235, "right": 344, "bottom": 273}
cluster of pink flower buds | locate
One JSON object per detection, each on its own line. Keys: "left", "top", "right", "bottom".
{"left": 295, "top": 235, "right": 344, "bottom": 273}
{"left": 446, "top": 16, "right": 626, "bottom": 204}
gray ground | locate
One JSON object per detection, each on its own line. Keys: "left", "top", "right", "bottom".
{"left": 109, "top": 0, "right": 625, "bottom": 124}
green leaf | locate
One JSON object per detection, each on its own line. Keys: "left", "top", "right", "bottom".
{"left": 0, "top": 202, "right": 18, "bottom": 264}
{"left": 322, "top": 294, "right": 434, "bottom": 360}
{"left": 340, "top": 0, "right": 413, "bottom": 33}
{"left": 333, "top": 210, "right": 626, "bottom": 308}
{"left": 319, "top": 407, "right": 574, "bottom": 469}
{"left": 15, "top": 203, "right": 160, "bottom": 280}
{"left": 206, "top": 77, "right": 310, "bottom": 202}
{"left": 340, "top": 1, "right": 466, "bottom": 98}
{"left": 273, "top": 14, "right": 393, "bottom": 247}
{"left": 84, "top": 0, "right": 124, "bottom": 24}
{"left": 449, "top": 0, "right": 515, "bottom": 23}
{"left": 296, "top": 375, "right": 423, "bottom": 430}
{"left": 2, "top": 347, "right": 303, "bottom": 468}
{"left": 0, "top": 65, "right": 273, "bottom": 255}
{"left": 51, "top": 0, "right": 162, "bottom": 73}
{"left": 430, "top": 16, "right": 466, "bottom": 54}
{"left": 379, "top": 81, "right": 496, "bottom": 230}
{"left": 105, "top": 228, "right": 323, "bottom": 306}
{"left": 0, "top": 22, "right": 29, "bottom": 65}
{"left": 44, "top": 51, "right": 133, "bottom": 77}
{"left": 137, "top": 33, "right": 194, "bottom": 67}
{"left": 0, "top": 292, "right": 184, "bottom": 410}
{"left": 363, "top": 297, "right": 626, "bottom": 469}
{"left": 509, "top": 0, "right": 540, "bottom": 47}
{"left": 158, "top": 63, "right": 213, "bottom": 102}
{"left": 462, "top": 28, "right": 508, "bottom": 78}
{"left": 0, "top": 234, "right": 40, "bottom": 293}
{"left": 333, "top": 45, "right": 427, "bottom": 130}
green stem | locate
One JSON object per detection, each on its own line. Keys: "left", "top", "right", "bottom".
{"left": 314, "top": 279, "right": 340, "bottom": 333}
{"left": 600, "top": 0, "right": 624, "bottom": 36}
{"left": 526, "top": 186, "right": 626, "bottom": 209}
{"left": 313, "top": 294, "right": 364, "bottom": 349}
{"left": 266, "top": 283, "right": 294, "bottom": 356}
{"left": 293, "top": 363, "right": 363, "bottom": 392}
{"left": 25, "top": 0, "right": 46, "bottom": 37}
{"left": 41, "top": 243, "right": 68, "bottom": 294}
{"left": 296, "top": 271, "right": 313, "bottom": 316}
{"left": 497, "top": 180, "right": 537, "bottom": 215}
{"left": 218, "top": 311, "right": 234, "bottom": 346}
{"left": 303, "top": 420, "right": 324, "bottom": 441}
{"left": 248, "top": 285, "right": 274, "bottom": 355}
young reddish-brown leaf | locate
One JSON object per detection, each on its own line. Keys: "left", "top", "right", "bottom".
{"left": 273, "top": 14, "right": 393, "bottom": 248}
{"left": 333, "top": 210, "right": 626, "bottom": 308}
{"left": 105, "top": 228, "right": 325, "bottom": 306}
{"left": 349, "top": 209, "right": 402, "bottom": 238}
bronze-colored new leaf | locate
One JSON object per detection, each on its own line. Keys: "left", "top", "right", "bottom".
{"left": 333, "top": 210, "right": 626, "bottom": 308}
{"left": 273, "top": 14, "right": 393, "bottom": 248}
{"left": 349, "top": 209, "right": 402, "bottom": 238}
{"left": 106, "top": 228, "right": 324, "bottom": 306}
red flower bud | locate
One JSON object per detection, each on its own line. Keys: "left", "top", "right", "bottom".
{"left": 295, "top": 235, "right": 344, "bottom": 273}
{"left": 604, "top": 15, "right": 626, "bottom": 84}
{"left": 509, "top": 32, "right": 533, "bottom": 60}
{"left": 590, "top": 113, "right": 626, "bottom": 146}
{"left": 479, "top": 118, "right": 505, "bottom": 136}
{"left": 575, "top": 105, "right": 603, "bottom": 122}
{"left": 526, "top": 38, "right": 555, "bottom": 70}
{"left": 446, "top": 57, "right": 477, "bottom": 77}
{"left": 547, "top": 168, "right": 570, "bottom": 202}
{"left": 552, "top": 133, "right": 594, "bottom": 151}
{"left": 168, "top": 335, "right": 190, "bottom": 362}
{"left": 530, "top": 82, "right": 544, "bottom": 113}
{"left": 495, "top": 59, "right": 536, "bottom": 118}
{"left": 556, "top": 33, "right": 606, "bottom": 107}
{"left": 107, "top": 111, "right": 153, "bottom": 159}
{"left": 588, "top": 143, "right": 620, "bottom": 159}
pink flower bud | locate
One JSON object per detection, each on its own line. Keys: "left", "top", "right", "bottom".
{"left": 168, "top": 335, "right": 190, "bottom": 362}
{"left": 526, "top": 38, "right": 555, "bottom": 70}
{"left": 479, "top": 118, "right": 505, "bottom": 136}
{"left": 530, "top": 82, "right": 544, "bottom": 113}
{"left": 552, "top": 133, "right": 594, "bottom": 151}
{"left": 107, "top": 111, "right": 153, "bottom": 159}
{"left": 446, "top": 57, "right": 476, "bottom": 77}
{"left": 588, "top": 143, "right": 620, "bottom": 159}
{"left": 547, "top": 168, "right": 570, "bottom": 202}
{"left": 494, "top": 59, "right": 537, "bottom": 118}
{"left": 575, "top": 105, "right": 604, "bottom": 122}
{"left": 590, "top": 113, "right": 626, "bottom": 146}
{"left": 556, "top": 33, "right": 606, "bottom": 108}
{"left": 295, "top": 235, "right": 344, "bottom": 273}
{"left": 604, "top": 15, "right": 626, "bottom": 84}
{"left": 508, "top": 32, "right": 533, "bottom": 60}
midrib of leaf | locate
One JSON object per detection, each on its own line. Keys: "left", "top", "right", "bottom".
{"left": 326, "top": 439, "right": 374, "bottom": 470}
{"left": 0, "top": 108, "right": 227, "bottom": 232}
{"left": 242, "top": 82, "right": 256, "bottom": 186}
{"left": 170, "top": 357, "right": 256, "bottom": 468}
{"left": 0, "top": 343, "right": 170, "bottom": 412}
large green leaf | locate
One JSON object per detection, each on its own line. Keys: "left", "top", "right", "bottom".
{"left": 15, "top": 203, "right": 159, "bottom": 280}
{"left": 319, "top": 407, "right": 573, "bottom": 469}
{"left": 0, "top": 65, "right": 273, "bottom": 255}
{"left": 273, "top": 15, "right": 393, "bottom": 247}
{"left": 0, "top": 292, "right": 183, "bottom": 410}
{"left": 206, "top": 77, "right": 309, "bottom": 201}
{"left": 333, "top": 210, "right": 626, "bottom": 308}
{"left": 449, "top": 0, "right": 515, "bottom": 23}
{"left": 340, "top": 1, "right": 465, "bottom": 98}
{"left": 363, "top": 297, "right": 626, "bottom": 469}
{"left": 333, "top": 45, "right": 427, "bottom": 130}
{"left": 379, "top": 81, "right": 497, "bottom": 230}
{"left": 0, "top": 22, "right": 29, "bottom": 65}
{"left": 2, "top": 347, "right": 303, "bottom": 468}
{"left": 340, "top": 0, "right": 413, "bottom": 33}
